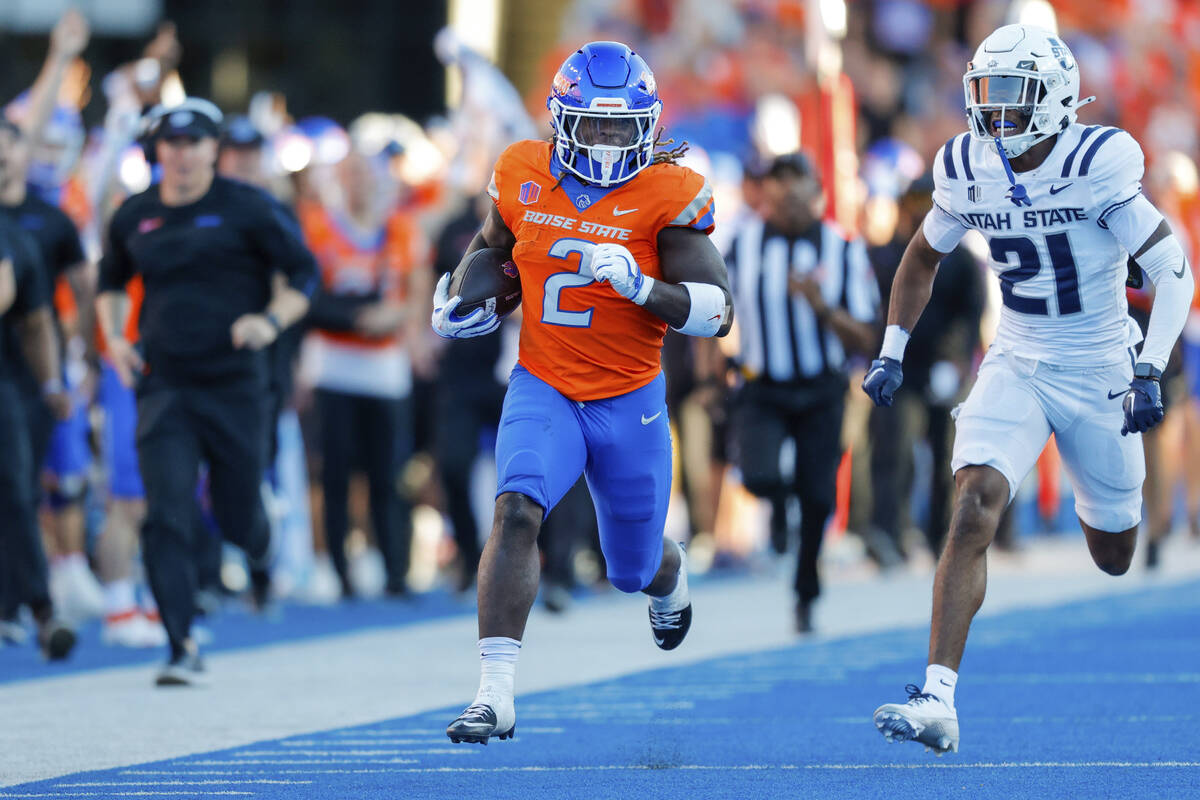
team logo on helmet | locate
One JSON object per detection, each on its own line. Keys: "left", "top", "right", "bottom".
{"left": 552, "top": 71, "right": 582, "bottom": 100}
{"left": 518, "top": 181, "right": 541, "bottom": 205}
{"left": 638, "top": 70, "right": 657, "bottom": 95}
{"left": 1047, "top": 37, "right": 1074, "bottom": 71}
{"left": 502, "top": 261, "right": 519, "bottom": 279}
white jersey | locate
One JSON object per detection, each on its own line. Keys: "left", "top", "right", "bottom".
{"left": 925, "top": 124, "right": 1145, "bottom": 366}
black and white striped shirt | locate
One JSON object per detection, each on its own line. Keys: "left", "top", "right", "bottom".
{"left": 727, "top": 217, "right": 878, "bottom": 382}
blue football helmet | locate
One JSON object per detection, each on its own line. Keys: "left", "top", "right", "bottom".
{"left": 547, "top": 41, "right": 662, "bottom": 187}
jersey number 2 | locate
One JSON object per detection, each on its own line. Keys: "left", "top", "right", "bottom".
{"left": 543, "top": 238, "right": 596, "bottom": 327}
{"left": 991, "top": 232, "right": 1081, "bottom": 316}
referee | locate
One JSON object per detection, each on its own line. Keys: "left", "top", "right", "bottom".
{"left": 726, "top": 152, "right": 878, "bottom": 633}
{"left": 96, "top": 99, "right": 317, "bottom": 686}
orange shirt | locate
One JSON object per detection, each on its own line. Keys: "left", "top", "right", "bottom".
{"left": 489, "top": 140, "right": 715, "bottom": 401}
{"left": 300, "top": 202, "right": 428, "bottom": 349}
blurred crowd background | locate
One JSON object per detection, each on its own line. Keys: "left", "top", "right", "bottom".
{"left": 2, "top": 0, "right": 1199, "bottom": 650}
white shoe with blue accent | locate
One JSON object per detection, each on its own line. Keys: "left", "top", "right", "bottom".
{"left": 446, "top": 686, "right": 516, "bottom": 745}
{"left": 874, "top": 684, "right": 959, "bottom": 755}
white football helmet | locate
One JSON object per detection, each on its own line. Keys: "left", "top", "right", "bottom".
{"left": 963, "top": 24, "right": 1091, "bottom": 158}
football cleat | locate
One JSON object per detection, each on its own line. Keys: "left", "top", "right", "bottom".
{"left": 447, "top": 690, "right": 516, "bottom": 745}
{"left": 648, "top": 542, "right": 691, "bottom": 650}
{"left": 155, "top": 644, "right": 208, "bottom": 687}
{"left": 874, "top": 684, "right": 959, "bottom": 755}
{"left": 37, "top": 618, "right": 76, "bottom": 661}
{"left": 649, "top": 603, "right": 691, "bottom": 650}
{"left": 102, "top": 611, "right": 167, "bottom": 649}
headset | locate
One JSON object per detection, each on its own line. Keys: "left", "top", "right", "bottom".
{"left": 138, "top": 97, "right": 224, "bottom": 165}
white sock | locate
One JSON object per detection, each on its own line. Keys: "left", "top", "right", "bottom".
{"left": 103, "top": 580, "right": 137, "bottom": 617}
{"left": 649, "top": 540, "right": 689, "bottom": 613}
{"left": 475, "top": 636, "right": 520, "bottom": 703}
{"left": 923, "top": 664, "right": 958, "bottom": 708}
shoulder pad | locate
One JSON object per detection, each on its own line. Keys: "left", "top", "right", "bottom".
{"left": 1059, "top": 126, "right": 1141, "bottom": 181}
{"left": 935, "top": 133, "right": 976, "bottom": 184}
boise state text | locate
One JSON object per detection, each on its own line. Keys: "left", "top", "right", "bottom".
{"left": 521, "top": 209, "right": 632, "bottom": 241}
{"left": 960, "top": 207, "right": 1089, "bottom": 230}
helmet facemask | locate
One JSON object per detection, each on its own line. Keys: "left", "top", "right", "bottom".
{"left": 964, "top": 63, "right": 1069, "bottom": 159}
{"left": 549, "top": 97, "right": 661, "bottom": 187}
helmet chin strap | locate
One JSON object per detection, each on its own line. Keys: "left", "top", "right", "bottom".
{"left": 993, "top": 136, "right": 1032, "bottom": 207}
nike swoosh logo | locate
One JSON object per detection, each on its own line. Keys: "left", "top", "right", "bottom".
{"left": 1108, "top": 390, "right": 1125, "bottom": 399}
{"left": 939, "top": 679, "right": 954, "bottom": 687}
{"left": 1173, "top": 264, "right": 1187, "bottom": 279}
{"left": 641, "top": 411, "right": 662, "bottom": 425}
{"left": 612, "top": 207, "right": 638, "bottom": 217}
{"left": 1049, "top": 183, "right": 1072, "bottom": 195}
{"left": 653, "top": 635, "right": 666, "bottom": 645}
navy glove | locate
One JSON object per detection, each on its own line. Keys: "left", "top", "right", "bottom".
{"left": 1121, "top": 364, "right": 1164, "bottom": 436}
{"left": 862, "top": 357, "right": 904, "bottom": 407}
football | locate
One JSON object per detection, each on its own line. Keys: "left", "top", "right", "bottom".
{"left": 449, "top": 247, "right": 522, "bottom": 319}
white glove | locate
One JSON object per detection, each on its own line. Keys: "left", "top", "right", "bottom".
{"left": 589, "top": 243, "right": 653, "bottom": 305}
{"left": 431, "top": 272, "right": 501, "bottom": 339}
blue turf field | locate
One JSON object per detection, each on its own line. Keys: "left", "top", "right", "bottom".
{"left": 5, "top": 579, "right": 1198, "bottom": 799}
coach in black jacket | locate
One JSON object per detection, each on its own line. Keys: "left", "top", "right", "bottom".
{"left": 96, "top": 99, "right": 317, "bottom": 686}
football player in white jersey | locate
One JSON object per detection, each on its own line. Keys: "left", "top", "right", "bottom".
{"left": 862, "top": 24, "right": 1194, "bottom": 754}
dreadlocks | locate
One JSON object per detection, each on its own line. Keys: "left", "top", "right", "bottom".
{"left": 649, "top": 128, "right": 689, "bottom": 166}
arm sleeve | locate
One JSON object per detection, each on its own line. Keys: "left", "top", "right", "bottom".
{"left": 1109, "top": 210, "right": 1195, "bottom": 372}
{"left": 1101, "top": 192, "right": 1163, "bottom": 257}
{"left": 250, "top": 193, "right": 319, "bottom": 297}
{"left": 98, "top": 203, "right": 136, "bottom": 293}
{"left": 922, "top": 141, "right": 969, "bottom": 253}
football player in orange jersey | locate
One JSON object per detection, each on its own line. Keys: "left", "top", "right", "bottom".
{"left": 434, "top": 41, "right": 733, "bottom": 745}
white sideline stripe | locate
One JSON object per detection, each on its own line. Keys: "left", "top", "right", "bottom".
{"left": 279, "top": 739, "right": 432, "bottom": 746}
{"left": 331, "top": 729, "right": 432, "bottom": 736}
{"left": 832, "top": 715, "right": 1200, "bottom": 724}
{"left": 233, "top": 749, "right": 414, "bottom": 757}
{"left": 0, "top": 793, "right": 254, "bottom": 798}
{"left": 104, "top": 761, "right": 1200, "bottom": 777}
{"left": 121, "top": 767, "right": 436, "bottom": 777}
{"left": 113, "top": 761, "right": 1200, "bottom": 778}
{"left": 186, "top": 758, "right": 437, "bottom": 766}
{"left": 236, "top": 762, "right": 1200, "bottom": 777}
{"left": 55, "top": 781, "right": 312, "bottom": 787}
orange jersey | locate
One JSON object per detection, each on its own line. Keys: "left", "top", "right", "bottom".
{"left": 300, "top": 202, "right": 428, "bottom": 349}
{"left": 488, "top": 140, "right": 714, "bottom": 401}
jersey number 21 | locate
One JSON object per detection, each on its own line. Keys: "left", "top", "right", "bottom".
{"left": 991, "top": 232, "right": 1082, "bottom": 317}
